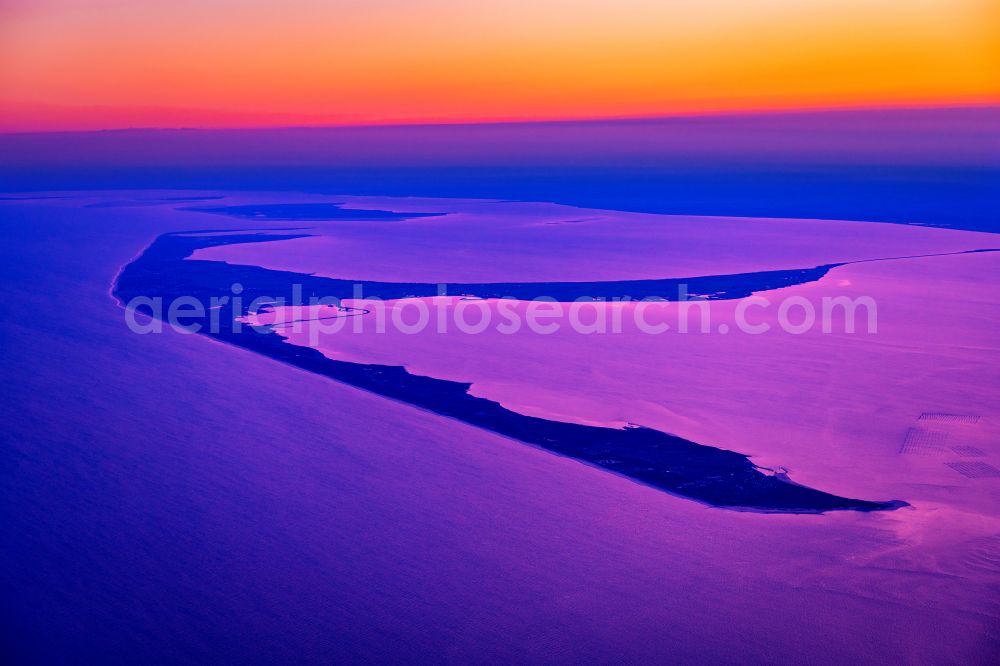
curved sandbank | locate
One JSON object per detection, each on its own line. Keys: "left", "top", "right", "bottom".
{"left": 113, "top": 230, "right": 906, "bottom": 513}
{"left": 184, "top": 202, "right": 445, "bottom": 221}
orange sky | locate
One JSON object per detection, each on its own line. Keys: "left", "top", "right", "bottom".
{"left": 1, "top": 0, "right": 998, "bottom": 131}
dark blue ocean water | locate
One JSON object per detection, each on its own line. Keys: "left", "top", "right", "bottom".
{"left": 3, "top": 163, "right": 997, "bottom": 233}
{"left": 0, "top": 201, "right": 548, "bottom": 664}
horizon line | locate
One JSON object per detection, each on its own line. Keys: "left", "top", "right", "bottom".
{"left": 2, "top": 99, "right": 998, "bottom": 137}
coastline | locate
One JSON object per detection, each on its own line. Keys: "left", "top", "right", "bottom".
{"left": 113, "top": 229, "right": 907, "bottom": 513}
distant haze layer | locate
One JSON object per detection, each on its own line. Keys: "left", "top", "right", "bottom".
{"left": 2, "top": 108, "right": 997, "bottom": 231}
